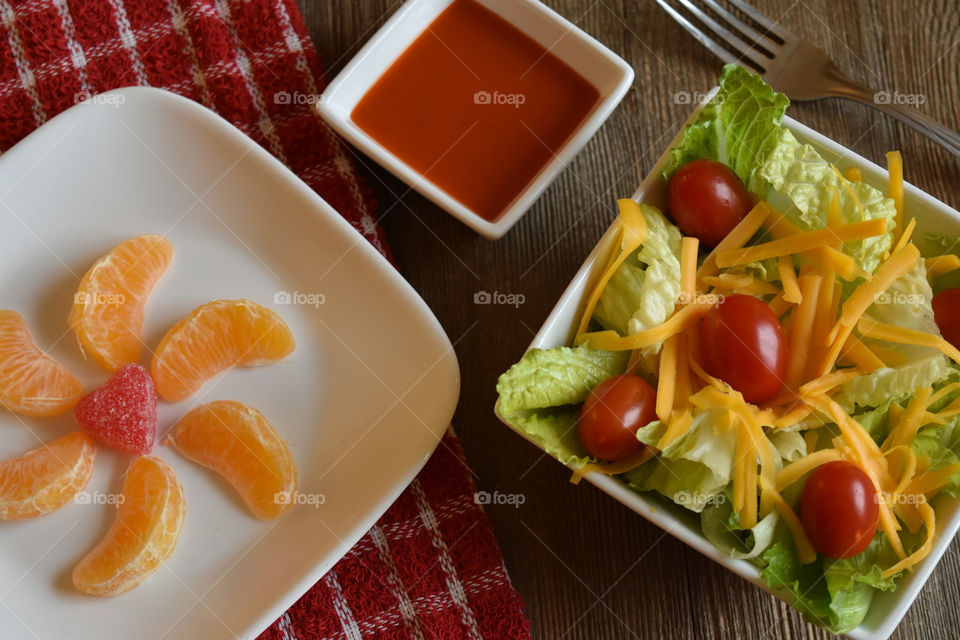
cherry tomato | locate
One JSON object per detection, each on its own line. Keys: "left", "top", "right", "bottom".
{"left": 800, "top": 461, "right": 880, "bottom": 559}
{"left": 933, "top": 287, "right": 960, "bottom": 349}
{"left": 698, "top": 294, "right": 787, "bottom": 404}
{"left": 668, "top": 159, "right": 753, "bottom": 247}
{"left": 577, "top": 374, "right": 657, "bottom": 461}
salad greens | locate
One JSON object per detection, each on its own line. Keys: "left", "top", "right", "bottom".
{"left": 663, "top": 64, "right": 789, "bottom": 192}
{"left": 495, "top": 64, "right": 960, "bottom": 634}
{"left": 594, "top": 204, "right": 682, "bottom": 337}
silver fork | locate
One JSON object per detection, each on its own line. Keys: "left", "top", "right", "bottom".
{"left": 655, "top": 0, "right": 960, "bottom": 158}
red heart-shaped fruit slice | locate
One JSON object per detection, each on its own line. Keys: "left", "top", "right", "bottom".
{"left": 74, "top": 364, "right": 158, "bottom": 455}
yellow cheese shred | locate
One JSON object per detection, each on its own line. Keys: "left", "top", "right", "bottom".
{"left": 883, "top": 387, "right": 933, "bottom": 452}
{"left": 806, "top": 274, "right": 839, "bottom": 379}
{"left": 925, "top": 254, "right": 960, "bottom": 277}
{"left": 734, "top": 418, "right": 758, "bottom": 528}
{"left": 716, "top": 218, "right": 888, "bottom": 268}
{"left": 698, "top": 201, "right": 770, "bottom": 280}
{"left": 832, "top": 165, "right": 867, "bottom": 222}
{"left": 799, "top": 367, "right": 864, "bottom": 398}
{"left": 574, "top": 199, "right": 647, "bottom": 342}
{"left": 857, "top": 316, "right": 960, "bottom": 366}
{"left": 701, "top": 274, "right": 780, "bottom": 296}
{"left": 778, "top": 255, "right": 803, "bottom": 303}
{"left": 882, "top": 500, "right": 934, "bottom": 579}
{"left": 908, "top": 462, "right": 960, "bottom": 495}
{"left": 762, "top": 209, "right": 864, "bottom": 281}
{"left": 658, "top": 409, "right": 693, "bottom": 451}
{"left": 767, "top": 484, "right": 817, "bottom": 564}
{"left": 827, "top": 242, "right": 921, "bottom": 345}
{"left": 776, "top": 402, "right": 814, "bottom": 429}
{"left": 785, "top": 274, "right": 823, "bottom": 390}
{"left": 839, "top": 336, "right": 885, "bottom": 373}
{"left": 680, "top": 236, "right": 699, "bottom": 303}
{"left": 775, "top": 449, "right": 845, "bottom": 491}
{"left": 891, "top": 217, "right": 916, "bottom": 255}
{"left": 844, "top": 166, "right": 863, "bottom": 183}
{"left": 570, "top": 447, "right": 657, "bottom": 485}
{"left": 656, "top": 335, "right": 678, "bottom": 422}
{"left": 577, "top": 301, "right": 713, "bottom": 351}
{"left": 767, "top": 291, "right": 792, "bottom": 317}
{"left": 887, "top": 150, "right": 904, "bottom": 238}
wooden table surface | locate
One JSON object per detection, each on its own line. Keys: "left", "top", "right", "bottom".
{"left": 297, "top": 1, "right": 960, "bottom": 638}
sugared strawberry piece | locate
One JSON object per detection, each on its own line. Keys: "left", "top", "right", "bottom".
{"left": 74, "top": 364, "right": 158, "bottom": 455}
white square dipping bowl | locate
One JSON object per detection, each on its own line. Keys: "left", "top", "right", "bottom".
{"left": 495, "top": 88, "right": 960, "bottom": 639}
{"left": 316, "top": 0, "right": 634, "bottom": 239}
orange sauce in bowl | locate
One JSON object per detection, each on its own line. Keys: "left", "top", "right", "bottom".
{"left": 351, "top": 0, "right": 601, "bottom": 222}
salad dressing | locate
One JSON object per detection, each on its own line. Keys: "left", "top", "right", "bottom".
{"left": 351, "top": 0, "right": 600, "bottom": 221}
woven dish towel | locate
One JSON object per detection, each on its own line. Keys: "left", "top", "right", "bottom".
{"left": 0, "top": 0, "right": 531, "bottom": 638}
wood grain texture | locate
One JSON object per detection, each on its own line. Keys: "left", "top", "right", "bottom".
{"left": 296, "top": 1, "right": 960, "bottom": 638}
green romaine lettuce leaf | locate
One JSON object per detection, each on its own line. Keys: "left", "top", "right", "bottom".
{"left": 663, "top": 64, "right": 790, "bottom": 193}
{"left": 922, "top": 233, "right": 960, "bottom": 293}
{"left": 760, "top": 128, "right": 895, "bottom": 273}
{"left": 594, "top": 204, "right": 683, "bottom": 337}
{"left": 496, "top": 345, "right": 629, "bottom": 467}
{"left": 760, "top": 525, "right": 834, "bottom": 626}
{"left": 836, "top": 259, "right": 951, "bottom": 409}
{"left": 911, "top": 423, "right": 960, "bottom": 496}
{"left": 760, "top": 527, "right": 904, "bottom": 633}
{"left": 702, "top": 494, "right": 779, "bottom": 560}
{"left": 835, "top": 353, "right": 951, "bottom": 411}
{"left": 496, "top": 345, "right": 628, "bottom": 415}
{"left": 623, "top": 410, "right": 738, "bottom": 512}
{"left": 499, "top": 408, "right": 590, "bottom": 467}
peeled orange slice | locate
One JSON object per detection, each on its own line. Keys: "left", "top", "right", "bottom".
{"left": 0, "top": 432, "right": 95, "bottom": 520}
{"left": 151, "top": 300, "right": 295, "bottom": 402}
{"left": 73, "top": 456, "right": 185, "bottom": 596}
{"left": 168, "top": 400, "right": 297, "bottom": 519}
{"left": 0, "top": 310, "right": 84, "bottom": 416}
{"left": 68, "top": 235, "right": 174, "bottom": 371}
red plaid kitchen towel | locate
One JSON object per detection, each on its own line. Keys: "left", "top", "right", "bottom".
{"left": 0, "top": 1, "right": 531, "bottom": 638}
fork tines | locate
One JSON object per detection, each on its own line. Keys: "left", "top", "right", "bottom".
{"left": 655, "top": 0, "right": 791, "bottom": 75}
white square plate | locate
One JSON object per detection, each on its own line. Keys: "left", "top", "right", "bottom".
{"left": 496, "top": 91, "right": 960, "bottom": 639}
{"left": 317, "top": 0, "right": 634, "bottom": 239}
{"left": 0, "top": 88, "right": 460, "bottom": 640}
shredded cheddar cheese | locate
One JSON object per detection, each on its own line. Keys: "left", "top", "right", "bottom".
{"left": 785, "top": 274, "right": 823, "bottom": 390}
{"left": 857, "top": 316, "right": 960, "bottom": 365}
{"left": 656, "top": 335, "right": 678, "bottom": 422}
{"left": 776, "top": 449, "right": 845, "bottom": 491}
{"left": 887, "top": 150, "right": 904, "bottom": 237}
{"left": 843, "top": 167, "right": 863, "bottom": 183}
{"left": 827, "top": 242, "right": 921, "bottom": 346}
{"left": 574, "top": 199, "right": 647, "bottom": 342}
{"left": 716, "top": 218, "right": 887, "bottom": 268}
{"left": 577, "top": 301, "right": 713, "bottom": 351}
{"left": 698, "top": 202, "right": 770, "bottom": 280}
{"left": 701, "top": 274, "right": 780, "bottom": 296}
{"left": 680, "top": 236, "right": 699, "bottom": 302}
{"left": 778, "top": 255, "right": 803, "bottom": 303}
{"left": 925, "top": 254, "right": 960, "bottom": 277}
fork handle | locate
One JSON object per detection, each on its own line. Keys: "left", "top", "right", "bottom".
{"left": 827, "top": 74, "right": 960, "bottom": 158}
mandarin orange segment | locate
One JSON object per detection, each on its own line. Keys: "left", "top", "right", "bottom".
{"left": 0, "top": 310, "right": 84, "bottom": 416}
{"left": 150, "top": 300, "right": 295, "bottom": 402}
{"left": 0, "top": 432, "right": 95, "bottom": 520}
{"left": 68, "top": 235, "right": 174, "bottom": 372}
{"left": 168, "top": 400, "right": 297, "bottom": 519}
{"left": 72, "top": 456, "right": 185, "bottom": 597}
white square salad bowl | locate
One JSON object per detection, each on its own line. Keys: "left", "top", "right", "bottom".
{"left": 494, "top": 88, "right": 960, "bottom": 639}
